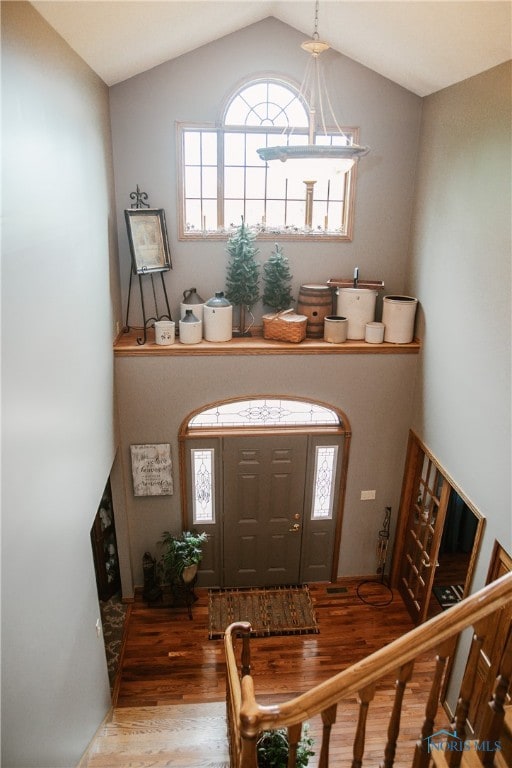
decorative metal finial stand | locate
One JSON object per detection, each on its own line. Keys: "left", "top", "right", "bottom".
{"left": 356, "top": 506, "right": 394, "bottom": 607}
{"left": 123, "top": 186, "right": 172, "bottom": 345}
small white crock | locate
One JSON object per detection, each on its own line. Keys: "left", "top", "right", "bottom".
{"left": 154, "top": 320, "right": 175, "bottom": 345}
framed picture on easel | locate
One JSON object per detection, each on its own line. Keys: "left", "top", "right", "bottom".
{"left": 125, "top": 208, "right": 172, "bottom": 274}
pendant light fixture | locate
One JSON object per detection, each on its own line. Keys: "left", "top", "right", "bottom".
{"left": 257, "top": 0, "right": 370, "bottom": 173}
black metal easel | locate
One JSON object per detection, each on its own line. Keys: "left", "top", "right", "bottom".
{"left": 123, "top": 186, "right": 172, "bottom": 345}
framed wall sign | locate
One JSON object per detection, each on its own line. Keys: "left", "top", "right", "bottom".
{"left": 130, "top": 443, "right": 174, "bottom": 496}
{"left": 125, "top": 208, "right": 172, "bottom": 274}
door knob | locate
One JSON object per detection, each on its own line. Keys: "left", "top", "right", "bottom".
{"left": 293, "top": 513, "right": 301, "bottom": 520}
{"left": 289, "top": 523, "right": 300, "bottom": 532}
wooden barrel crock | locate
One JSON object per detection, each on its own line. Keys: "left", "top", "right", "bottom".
{"left": 297, "top": 284, "right": 333, "bottom": 338}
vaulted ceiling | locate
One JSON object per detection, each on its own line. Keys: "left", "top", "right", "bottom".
{"left": 31, "top": 1, "right": 511, "bottom": 96}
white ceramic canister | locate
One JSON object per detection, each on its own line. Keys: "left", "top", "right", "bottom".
{"left": 180, "top": 287, "right": 205, "bottom": 324}
{"left": 382, "top": 295, "right": 418, "bottom": 343}
{"left": 336, "top": 288, "right": 377, "bottom": 339}
{"left": 203, "top": 291, "right": 233, "bottom": 342}
{"left": 179, "top": 308, "right": 202, "bottom": 344}
{"left": 365, "top": 321, "right": 385, "bottom": 344}
{"left": 154, "top": 320, "right": 175, "bottom": 345}
{"left": 323, "top": 315, "right": 348, "bottom": 343}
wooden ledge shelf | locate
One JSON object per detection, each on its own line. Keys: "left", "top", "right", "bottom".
{"left": 114, "top": 329, "right": 421, "bottom": 357}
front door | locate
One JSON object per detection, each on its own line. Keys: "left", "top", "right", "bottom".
{"left": 223, "top": 435, "right": 307, "bottom": 586}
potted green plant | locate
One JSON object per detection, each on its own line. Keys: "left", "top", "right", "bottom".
{"left": 158, "top": 530, "right": 208, "bottom": 585}
{"left": 256, "top": 725, "right": 314, "bottom": 768}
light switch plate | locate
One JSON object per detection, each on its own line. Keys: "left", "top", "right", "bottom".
{"left": 361, "top": 490, "right": 376, "bottom": 500}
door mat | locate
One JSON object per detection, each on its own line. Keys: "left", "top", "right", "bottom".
{"left": 208, "top": 585, "right": 319, "bottom": 640}
{"left": 433, "top": 584, "right": 464, "bottom": 610}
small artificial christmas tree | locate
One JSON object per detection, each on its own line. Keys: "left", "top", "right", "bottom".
{"left": 225, "top": 217, "right": 260, "bottom": 336}
{"left": 262, "top": 243, "right": 294, "bottom": 313}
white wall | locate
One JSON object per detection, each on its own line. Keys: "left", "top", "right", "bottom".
{"left": 115, "top": 352, "right": 419, "bottom": 586}
{"left": 407, "top": 62, "right": 512, "bottom": 581}
{"left": 110, "top": 17, "right": 422, "bottom": 326}
{"left": 1, "top": 3, "right": 121, "bottom": 766}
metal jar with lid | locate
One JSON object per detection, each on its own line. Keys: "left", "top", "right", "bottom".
{"left": 203, "top": 291, "right": 233, "bottom": 342}
{"left": 180, "top": 288, "right": 205, "bottom": 323}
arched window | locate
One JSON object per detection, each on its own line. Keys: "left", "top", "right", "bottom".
{"left": 178, "top": 77, "right": 360, "bottom": 241}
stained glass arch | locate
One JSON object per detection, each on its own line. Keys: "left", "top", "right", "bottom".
{"left": 187, "top": 397, "right": 343, "bottom": 429}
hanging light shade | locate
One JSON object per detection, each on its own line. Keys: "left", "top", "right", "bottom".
{"left": 257, "top": 1, "right": 370, "bottom": 172}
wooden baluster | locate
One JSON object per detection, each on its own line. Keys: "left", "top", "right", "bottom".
{"left": 412, "top": 637, "right": 456, "bottom": 768}
{"left": 479, "top": 625, "right": 512, "bottom": 767}
{"left": 241, "top": 628, "right": 251, "bottom": 677}
{"left": 447, "top": 618, "right": 487, "bottom": 767}
{"left": 380, "top": 660, "right": 415, "bottom": 768}
{"left": 240, "top": 735, "right": 258, "bottom": 768}
{"left": 287, "top": 722, "right": 303, "bottom": 768}
{"left": 352, "top": 683, "right": 376, "bottom": 768}
{"left": 318, "top": 704, "right": 338, "bottom": 768}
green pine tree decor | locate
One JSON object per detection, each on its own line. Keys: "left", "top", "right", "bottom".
{"left": 225, "top": 217, "right": 260, "bottom": 336}
{"left": 262, "top": 243, "right": 294, "bottom": 313}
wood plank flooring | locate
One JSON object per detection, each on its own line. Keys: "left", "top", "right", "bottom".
{"left": 116, "top": 580, "right": 422, "bottom": 707}
{"left": 109, "top": 580, "right": 450, "bottom": 768}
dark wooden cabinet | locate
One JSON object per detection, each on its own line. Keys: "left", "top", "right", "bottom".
{"left": 91, "top": 480, "right": 120, "bottom": 601}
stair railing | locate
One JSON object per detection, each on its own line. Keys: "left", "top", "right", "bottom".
{"left": 224, "top": 572, "right": 512, "bottom": 768}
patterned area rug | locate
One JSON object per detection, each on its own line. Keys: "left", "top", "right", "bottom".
{"left": 433, "top": 584, "right": 464, "bottom": 610}
{"left": 208, "top": 585, "right": 319, "bottom": 639}
{"left": 100, "top": 593, "right": 128, "bottom": 689}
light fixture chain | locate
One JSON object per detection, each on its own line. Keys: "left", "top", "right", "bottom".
{"left": 313, "top": 0, "right": 320, "bottom": 40}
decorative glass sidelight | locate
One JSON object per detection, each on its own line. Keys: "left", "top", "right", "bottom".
{"left": 191, "top": 448, "right": 215, "bottom": 524}
{"left": 311, "top": 445, "right": 338, "bottom": 519}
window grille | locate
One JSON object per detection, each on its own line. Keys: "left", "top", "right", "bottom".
{"left": 178, "top": 77, "right": 359, "bottom": 241}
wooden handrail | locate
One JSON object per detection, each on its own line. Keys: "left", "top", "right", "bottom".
{"left": 224, "top": 572, "right": 512, "bottom": 768}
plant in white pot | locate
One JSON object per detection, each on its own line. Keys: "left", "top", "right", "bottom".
{"left": 158, "top": 530, "right": 208, "bottom": 586}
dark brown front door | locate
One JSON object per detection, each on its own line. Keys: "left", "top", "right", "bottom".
{"left": 223, "top": 434, "right": 307, "bottom": 586}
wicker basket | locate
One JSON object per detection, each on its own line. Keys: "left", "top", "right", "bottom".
{"left": 262, "top": 310, "right": 307, "bottom": 343}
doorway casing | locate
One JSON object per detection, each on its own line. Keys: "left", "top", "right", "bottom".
{"left": 178, "top": 396, "right": 351, "bottom": 587}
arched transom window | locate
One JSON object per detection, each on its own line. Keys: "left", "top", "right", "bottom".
{"left": 188, "top": 397, "right": 341, "bottom": 428}
{"left": 178, "top": 77, "right": 360, "bottom": 241}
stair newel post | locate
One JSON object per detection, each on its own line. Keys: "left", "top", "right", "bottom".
{"left": 479, "top": 625, "right": 512, "bottom": 767}
{"left": 412, "top": 637, "right": 457, "bottom": 768}
{"left": 352, "top": 683, "right": 376, "bottom": 768}
{"left": 239, "top": 675, "right": 260, "bottom": 768}
{"left": 447, "top": 618, "right": 488, "bottom": 767}
{"left": 318, "top": 704, "right": 338, "bottom": 768}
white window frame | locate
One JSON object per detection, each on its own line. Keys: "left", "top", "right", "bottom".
{"left": 177, "top": 76, "right": 360, "bottom": 242}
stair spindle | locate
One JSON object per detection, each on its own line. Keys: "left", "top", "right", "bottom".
{"left": 447, "top": 619, "right": 487, "bottom": 767}
{"left": 352, "top": 683, "right": 376, "bottom": 768}
{"left": 380, "top": 660, "right": 415, "bottom": 768}
{"left": 412, "top": 637, "right": 457, "bottom": 768}
{"left": 318, "top": 704, "right": 337, "bottom": 768}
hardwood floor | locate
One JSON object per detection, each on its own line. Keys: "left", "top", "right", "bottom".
{"left": 116, "top": 580, "right": 419, "bottom": 707}
{"left": 113, "top": 579, "right": 450, "bottom": 768}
